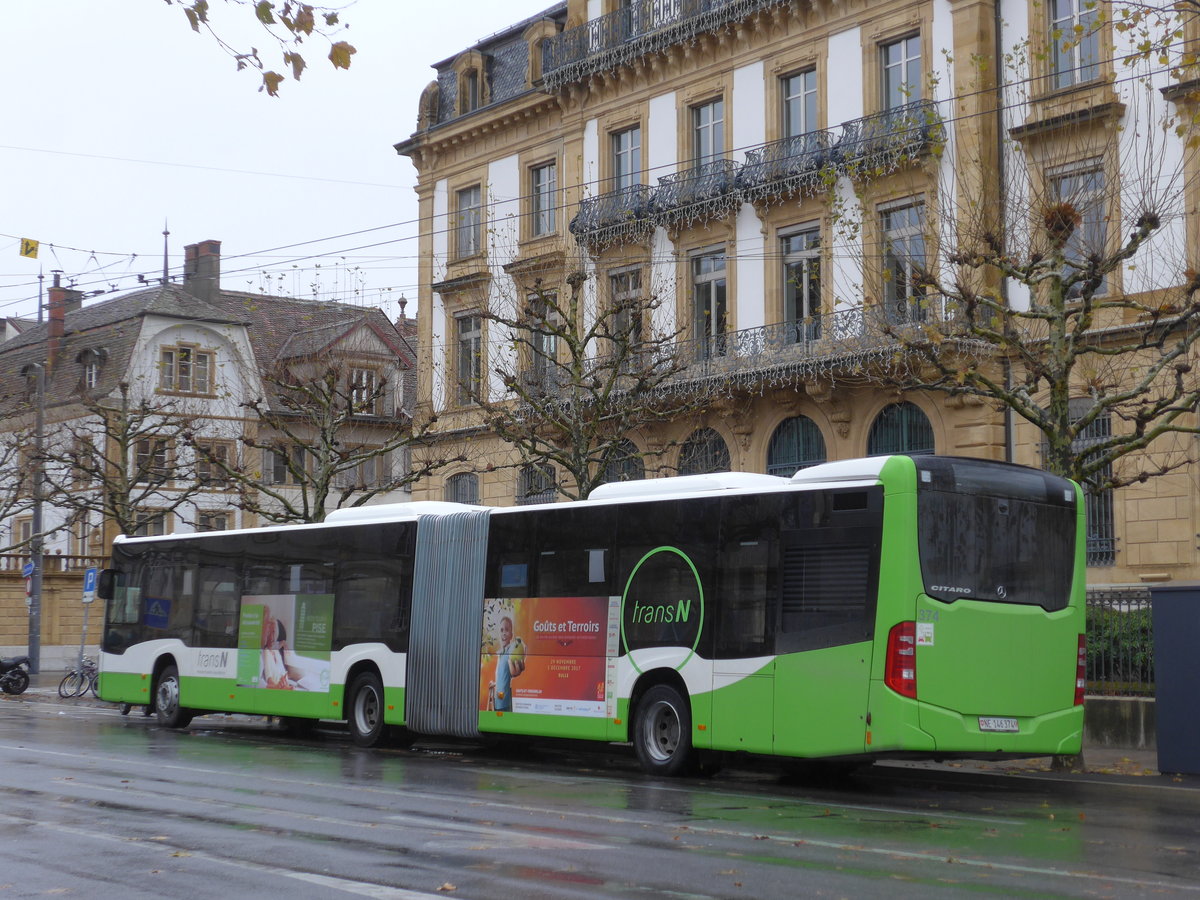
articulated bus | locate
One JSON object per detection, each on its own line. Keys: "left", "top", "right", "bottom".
{"left": 97, "top": 454, "right": 1086, "bottom": 775}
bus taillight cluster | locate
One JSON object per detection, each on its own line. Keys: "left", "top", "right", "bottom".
{"left": 885, "top": 621, "right": 917, "bottom": 699}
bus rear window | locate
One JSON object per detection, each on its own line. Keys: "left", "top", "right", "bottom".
{"left": 915, "top": 458, "right": 1076, "bottom": 610}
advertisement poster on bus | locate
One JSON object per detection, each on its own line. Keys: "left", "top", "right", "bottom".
{"left": 237, "top": 594, "right": 334, "bottom": 692}
{"left": 479, "top": 595, "right": 620, "bottom": 717}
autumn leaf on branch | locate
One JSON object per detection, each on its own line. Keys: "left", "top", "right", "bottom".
{"left": 165, "top": 0, "right": 356, "bottom": 95}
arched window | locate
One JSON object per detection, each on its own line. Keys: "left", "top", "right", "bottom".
{"left": 601, "top": 439, "right": 645, "bottom": 484}
{"left": 867, "top": 402, "right": 934, "bottom": 456}
{"left": 444, "top": 472, "right": 479, "bottom": 505}
{"left": 517, "top": 463, "right": 556, "bottom": 505}
{"left": 767, "top": 416, "right": 826, "bottom": 477}
{"left": 678, "top": 428, "right": 731, "bottom": 475}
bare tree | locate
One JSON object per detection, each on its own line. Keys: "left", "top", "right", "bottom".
{"left": 472, "top": 262, "right": 707, "bottom": 501}
{"left": 830, "top": 35, "right": 1200, "bottom": 492}
{"left": 39, "top": 382, "right": 206, "bottom": 539}
{"left": 0, "top": 422, "right": 35, "bottom": 553}
{"left": 192, "top": 351, "right": 459, "bottom": 523}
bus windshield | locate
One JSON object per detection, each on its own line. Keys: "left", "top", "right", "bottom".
{"left": 915, "top": 457, "right": 1077, "bottom": 610}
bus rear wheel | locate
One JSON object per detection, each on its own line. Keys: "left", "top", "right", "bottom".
{"left": 347, "top": 672, "right": 386, "bottom": 747}
{"left": 634, "top": 684, "right": 694, "bottom": 777}
{"left": 154, "top": 665, "right": 194, "bottom": 729}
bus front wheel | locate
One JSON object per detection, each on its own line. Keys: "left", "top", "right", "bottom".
{"left": 155, "top": 665, "right": 194, "bottom": 729}
{"left": 634, "top": 684, "right": 694, "bottom": 777}
{"left": 347, "top": 672, "right": 386, "bottom": 747}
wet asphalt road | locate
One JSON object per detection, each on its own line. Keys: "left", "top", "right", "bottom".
{"left": 1, "top": 699, "right": 1199, "bottom": 899}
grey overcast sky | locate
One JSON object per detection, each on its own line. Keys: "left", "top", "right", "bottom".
{"left": 0, "top": 0, "right": 553, "bottom": 323}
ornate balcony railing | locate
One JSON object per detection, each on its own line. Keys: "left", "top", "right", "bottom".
{"left": 543, "top": 0, "right": 788, "bottom": 91}
{"left": 569, "top": 102, "right": 944, "bottom": 247}
{"left": 737, "top": 130, "right": 834, "bottom": 205}
{"left": 569, "top": 184, "right": 654, "bottom": 246}
{"left": 652, "top": 159, "right": 740, "bottom": 229}
{"left": 832, "top": 99, "right": 945, "bottom": 173}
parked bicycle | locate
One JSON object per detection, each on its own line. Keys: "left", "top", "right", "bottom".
{"left": 58, "top": 655, "right": 98, "bottom": 699}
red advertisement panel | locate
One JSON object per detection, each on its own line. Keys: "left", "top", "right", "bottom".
{"left": 480, "top": 596, "right": 614, "bottom": 717}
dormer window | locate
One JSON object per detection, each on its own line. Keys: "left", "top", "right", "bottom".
{"left": 77, "top": 347, "right": 107, "bottom": 391}
{"left": 20, "top": 364, "right": 38, "bottom": 397}
{"left": 160, "top": 344, "right": 213, "bottom": 395}
{"left": 462, "top": 69, "right": 480, "bottom": 113}
{"left": 452, "top": 50, "right": 488, "bottom": 117}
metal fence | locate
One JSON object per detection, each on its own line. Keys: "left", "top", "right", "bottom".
{"left": 1086, "top": 589, "right": 1154, "bottom": 696}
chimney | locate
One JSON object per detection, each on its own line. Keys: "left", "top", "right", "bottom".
{"left": 183, "top": 239, "right": 222, "bottom": 304}
{"left": 47, "top": 272, "right": 83, "bottom": 372}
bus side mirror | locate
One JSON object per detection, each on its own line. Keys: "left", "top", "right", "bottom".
{"left": 97, "top": 569, "right": 116, "bottom": 601}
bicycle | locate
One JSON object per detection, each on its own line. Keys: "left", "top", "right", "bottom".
{"left": 58, "top": 655, "right": 98, "bottom": 699}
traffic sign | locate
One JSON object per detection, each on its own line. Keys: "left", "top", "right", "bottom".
{"left": 82, "top": 567, "right": 98, "bottom": 605}
{"left": 21, "top": 561, "right": 34, "bottom": 579}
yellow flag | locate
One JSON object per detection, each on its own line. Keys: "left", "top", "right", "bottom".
{"left": 19, "top": 238, "right": 38, "bottom": 259}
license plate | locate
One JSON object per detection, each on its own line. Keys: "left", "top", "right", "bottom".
{"left": 978, "top": 717, "right": 1019, "bottom": 733}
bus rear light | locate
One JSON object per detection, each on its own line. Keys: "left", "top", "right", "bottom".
{"left": 1075, "top": 634, "right": 1086, "bottom": 706}
{"left": 885, "top": 621, "right": 918, "bottom": 699}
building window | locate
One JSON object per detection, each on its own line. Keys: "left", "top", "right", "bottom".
{"left": 782, "top": 70, "right": 817, "bottom": 138}
{"left": 335, "top": 451, "right": 386, "bottom": 490}
{"left": 691, "top": 98, "right": 725, "bottom": 165}
{"left": 265, "top": 444, "right": 306, "bottom": 485}
{"left": 517, "top": 463, "right": 557, "bottom": 505}
{"left": 678, "top": 428, "right": 731, "bottom": 476}
{"left": 445, "top": 472, "right": 480, "bottom": 504}
{"left": 78, "top": 347, "right": 106, "bottom": 391}
{"left": 611, "top": 126, "right": 642, "bottom": 190}
{"left": 1050, "top": 0, "right": 1100, "bottom": 89}
{"left": 350, "top": 368, "right": 380, "bottom": 414}
{"left": 12, "top": 516, "right": 33, "bottom": 549}
{"left": 71, "top": 437, "right": 95, "bottom": 487}
{"left": 159, "top": 346, "right": 212, "bottom": 394}
{"left": 526, "top": 293, "right": 558, "bottom": 385}
{"left": 455, "top": 185, "right": 483, "bottom": 258}
{"left": 881, "top": 34, "right": 922, "bottom": 109}
{"left": 195, "top": 440, "right": 233, "bottom": 486}
{"left": 198, "top": 512, "right": 229, "bottom": 533}
{"left": 133, "top": 438, "right": 170, "bottom": 484}
{"left": 530, "top": 161, "right": 557, "bottom": 236}
{"left": 601, "top": 439, "right": 645, "bottom": 484}
{"left": 461, "top": 69, "right": 480, "bottom": 113}
{"left": 1069, "top": 400, "right": 1115, "bottom": 566}
{"left": 867, "top": 402, "right": 934, "bottom": 456}
{"left": 767, "top": 416, "right": 827, "bottom": 477}
{"left": 456, "top": 314, "right": 483, "bottom": 405}
{"left": 67, "top": 511, "right": 91, "bottom": 556}
{"left": 133, "top": 510, "right": 167, "bottom": 537}
{"left": 881, "top": 200, "right": 927, "bottom": 323}
{"left": 610, "top": 267, "right": 645, "bottom": 350}
{"left": 692, "top": 250, "right": 727, "bottom": 359}
{"left": 1050, "top": 161, "right": 1107, "bottom": 295}
{"left": 782, "top": 227, "right": 821, "bottom": 342}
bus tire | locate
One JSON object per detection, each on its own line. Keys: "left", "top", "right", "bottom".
{"left": 347, "top": 672, "right": 387, "bottom": 747}
{"left": 154, "top": 665, "right": 194, "bottom": 730}
{"left": 634, "top": 684, "right": 694, "bottom": 777}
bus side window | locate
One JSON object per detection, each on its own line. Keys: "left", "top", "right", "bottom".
{"left": 333, "top": 563, "right": 408, "bottom": 652}
{"left": 196, "top": 566, "right": 239, "bottom": 649}
{"left": 715, "top": 494, "right": 777, "bottom": 658}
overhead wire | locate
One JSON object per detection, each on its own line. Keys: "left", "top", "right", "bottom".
{"left": 0, "top": 40, "right": 1191, "bottom": 314}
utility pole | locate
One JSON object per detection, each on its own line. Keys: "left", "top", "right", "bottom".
{"left": 27, "top": 273, "right": 45, "bottom": 674}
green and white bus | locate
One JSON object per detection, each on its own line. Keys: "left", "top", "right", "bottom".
{"left": 97, "top": 454, "right": 1085, "bottom": 775}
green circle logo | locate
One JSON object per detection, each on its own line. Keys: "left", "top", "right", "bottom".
{"left": 620, "top": 546, "right": 704, "bottom": 674}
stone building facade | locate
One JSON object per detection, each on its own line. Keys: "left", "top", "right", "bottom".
{"left": 396, "top": 0, "right": 1200, "bottom": 588}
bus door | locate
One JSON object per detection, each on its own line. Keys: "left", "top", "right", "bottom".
{"left": 772, "top": 495, "right": 881, "bottom": 758}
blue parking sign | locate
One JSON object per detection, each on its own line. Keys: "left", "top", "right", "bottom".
{"left": 82, "top": 567, "right": 98, "bottom": 605}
